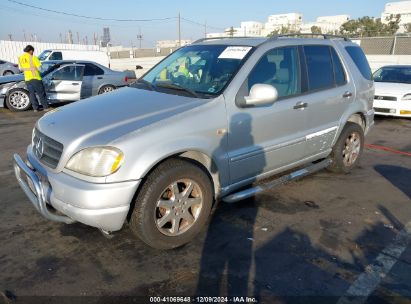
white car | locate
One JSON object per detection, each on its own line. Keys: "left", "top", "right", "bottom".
{"left": 373, "top": 65, "right": 411, "bottom": 118}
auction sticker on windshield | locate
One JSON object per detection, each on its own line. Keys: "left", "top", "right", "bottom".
{"left": 218, "top": 46, "right": 252, "bottom": 60}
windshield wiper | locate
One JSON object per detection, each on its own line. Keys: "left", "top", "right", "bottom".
{"left": 135, "top": 79, "right": 155, "bottom": 90}
{"left": 154, "top": 82, "right": 199, "bottom": 98}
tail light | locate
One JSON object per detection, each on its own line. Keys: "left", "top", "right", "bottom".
{"left": 124, "top": 76, "right": 129, "bottom": 83}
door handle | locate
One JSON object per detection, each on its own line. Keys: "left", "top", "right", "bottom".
{"left": 293, "top": 102, "right": 308, "bottom": 110}
{"left": 343, "top": 91, "right": 353, "bottom": 98}
{"left": 97, "top": 77, "right": 103, "bottom": 79}
{"left": 72, "top": 83, "right": 79, "bottom": 86}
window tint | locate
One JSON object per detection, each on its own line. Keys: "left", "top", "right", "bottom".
{"left": 248, "top": 46, "right": 301, "bottom": 98}
{"left": 331, "top": 48, "right": 346, "bottom": 85}
{"left": 84, "top": 64, "right": 104, "bottom": 76}
{"left": 49, "top": 52, "right": 62, "bottom": 61}
{"left": 345, "top": 46, "right": 372, "bottom": 80}
{"left": 304, "top": 45, "right": 334, "bottom": 91}
{"left": 52, "top": 65, "right": 83, "bottom": 81}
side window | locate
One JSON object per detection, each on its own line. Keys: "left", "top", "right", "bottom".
{"left": 331, "top": 48, "right": 346, "bottom": 86}
{"left": 84, "top": 64, "right": 104, "bottom": 76}
{"left": 52, "top": 65, "right": 83, "bottom": 81}
{"left": 345, "top": 46, "right": 372, "bottom": 80}
{"left": 49, "top": 52, "right": 62, "bottom": 61}
{"left": 247, "top": 46, "right": 301, "bottom": 98}
{"left": 303, "top": 45, "right": 334, "bottom": 91}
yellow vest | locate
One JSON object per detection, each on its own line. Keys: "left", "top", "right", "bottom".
{"left": 18, "top": 53, "right": 42, "bottom": 81}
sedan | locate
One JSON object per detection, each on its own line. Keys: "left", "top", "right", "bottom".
{"left": 0, "top": 60, "right": 128, "bottom": 111}
{"left": 0, "top": 60, "right": 20, "bottom": 76}
{"left": 373, "top": 65, "right": 411, "bottom": 118}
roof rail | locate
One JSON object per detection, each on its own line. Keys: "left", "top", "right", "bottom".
{"left": 192, "top": 36, "right": 263, "bottom": 44}
{"left": 270, "top": 33, "right": 351, "bottom": 41}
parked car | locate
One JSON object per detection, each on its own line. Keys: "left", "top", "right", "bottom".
{"left": 14, "top": 36, "right": 374, "bottom": 249}
{"left": 373, "top": 65, "right": 411, "bottom": 118}
{"left": 38, "top": 49, "right": 110, "bottom": 67}
{"left": 0, "top": 60, "right": 128, "bottom": 111}
{"left": 0, "top": 59, "right": 20, "bottom": 75}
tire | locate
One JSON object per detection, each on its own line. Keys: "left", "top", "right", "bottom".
{"left": 328, "top": 122, "right": 364, "bottom": 173}
{"left": 3, "top": 70, "right": 14, "bottom": 76}
{"left": 129, "top": 158, "right": 213, "bottom": 249}
{"left": 6, "top": 89, "right": 31, "bottom": 112}
{"left": 98, "top": 85, "right": 116, "bottom": 95}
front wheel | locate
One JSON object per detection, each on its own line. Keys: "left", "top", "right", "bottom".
{"left": 3, "top": 70, "right": 14, "bottom": 76}
{"left": 328, "top": 122, "right": 364, "bottom": 173}
{"left": 129, "top": 159, "right": 213, "bottom": 249}
{"left": 6, "top": 89, "right": 31, "bottom": 111}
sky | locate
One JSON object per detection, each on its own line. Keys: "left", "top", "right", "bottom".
{"left": 0, "top": 0, "right": 393, "bottom": 47}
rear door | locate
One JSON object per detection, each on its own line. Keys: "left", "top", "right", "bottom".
{"left": 298, "top": 44, "right": 354, "bottom": 157}
{"left": 44, "top": 64, "right": 85, "bottom": 102}
{"left": 82, "top": 63, "right": 106, "bottom": 97}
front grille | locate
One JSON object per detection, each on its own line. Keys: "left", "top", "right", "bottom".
{"left": 374, "top": 107, "right": 393, "bottom": 113}
{"left": 374, "top": 95, "right": 397, "bottom": 101}
{"left": 32, "top": 128, "right": 64, "bottom": 169}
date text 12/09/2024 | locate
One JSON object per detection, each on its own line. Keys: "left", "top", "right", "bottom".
{"left": 149, "top": 296, "right": 258, "bottom": 303}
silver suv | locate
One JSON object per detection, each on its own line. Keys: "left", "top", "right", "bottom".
{"left": 14, "top": 36, "right": 375, "bottom": 249}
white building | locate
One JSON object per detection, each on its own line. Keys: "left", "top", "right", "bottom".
{"left": 156, "top": 39, "right": 192, "bottom": 48}
{"left": 261, "top": 13, "right": 303, "bottom": 36}
{"left": 300, "top": 15, "right": 350, "bottom": 34}
{"left": 381, "top": 1, "right": 411, "bottom": 32}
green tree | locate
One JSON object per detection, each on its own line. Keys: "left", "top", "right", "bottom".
{"left": 311, "top": 25, "right": 322, "bottom": 34}
{"left": 340, "top": 15, "right": 401, "bottom": 37}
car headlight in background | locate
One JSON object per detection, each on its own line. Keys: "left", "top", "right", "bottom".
{"left": 402, "top": 94, "right": 411, "bottom": 100}
{"left": 66, "top": 147, "right": 124, "bottom": 177}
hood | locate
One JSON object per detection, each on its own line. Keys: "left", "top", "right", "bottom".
{"left": 0, "top": 74, "right": 23, "bottom": 85}
{"left": 37, "top": 87, "right": 206, "bottom": 147}
{"left": 374, "top": 82, "right": 411, "bottom": 97}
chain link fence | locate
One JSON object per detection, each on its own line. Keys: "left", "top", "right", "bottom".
{"left": 358, "top": 36, "right": 411, "bottom": 55}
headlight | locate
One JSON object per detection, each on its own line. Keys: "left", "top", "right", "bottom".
{"left": 0, "top": 86, "right": 8, "bottom": 94}
{"left": 66, "top": 147, "right": 124, "bottom": 177}
{"left": 402, "top": 94, "right": 411, "bottom": 100}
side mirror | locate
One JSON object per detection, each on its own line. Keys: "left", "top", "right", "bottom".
{"left": 244, "top": 84, "right": 278, "bottom": 107}
{"left": 136, "top": 65, "right": 143, "bottom": 70}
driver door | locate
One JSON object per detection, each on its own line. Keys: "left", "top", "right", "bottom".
{"left": 44, "top": 64, "right": 85, "bottom": 102}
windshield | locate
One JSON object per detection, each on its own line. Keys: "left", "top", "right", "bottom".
{"left": 38, "top": 50, "right": 51, "bottom": 61}
{"left": 134, "top": 44, "right": 253, "bottom": 97}
{"left": 373, "top": 66, "right": 411, "bottom": 84}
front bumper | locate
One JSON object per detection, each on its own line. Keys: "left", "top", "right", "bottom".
{"left": 13, "top": 149, "right": 140, "bottom": 231}
{"left": 373, "top": 99, "right": 411, "bottom": 117}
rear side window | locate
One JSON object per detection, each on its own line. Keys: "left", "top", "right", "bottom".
{"left": 345, "top": 46, "right": 372, "bottom": 80}
{"left": 303, "top": 45, "right": 334, "bottom": 91}
{"left": 331, "top": 48, "right": 346, "bottom": 85}
{"left": 49, "top": 52, "right": 62, "bottom": 60}
{"left": 84, "top": 64, "right": 104, "bottom": 76}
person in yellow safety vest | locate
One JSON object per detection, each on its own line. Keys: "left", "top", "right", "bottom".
{"left": 18, "top": 45, "right": 49, "bottom": 112}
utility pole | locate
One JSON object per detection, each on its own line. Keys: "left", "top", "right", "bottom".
{"left": 85, "top": 35, "right": 88, "bottom": 45}
{"left": 8, "top": 34, "right": 12, "bottom": 41}
{"left": 178, "top": 12, "right": 181, "bottom": 47}
{"left": 59, "top": 33, "right": 63, "bottom": 43}
{"left": 93, "top": 33, "right": 97, "bottom": 45}
{"left": 23, "top": 30, "right": 27, "bottom": 41}
{"left": 204, "top": 21, "right": 207, "bottom": 38}
{"left": 137, "top": 28, "right": 143, "bottom": 49}
{"left": 76, "top": 32, "right": 80, "bottom": 44}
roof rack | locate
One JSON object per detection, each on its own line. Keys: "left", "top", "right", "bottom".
{"left": 271, "top": 33, "right": 351, "bottom": 41}
{"left": 192, "top": 36, "right": 263, "bottom": 44}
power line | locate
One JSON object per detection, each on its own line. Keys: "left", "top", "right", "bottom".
{"left": 6, "top": 0, "right": 176, "bottom": 22}
{"left": 181, "top": 17, "right": 225, "bottom": 31}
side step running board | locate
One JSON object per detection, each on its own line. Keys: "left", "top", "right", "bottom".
{"left": 222, "top": 159, "right": 332, "bottom": 203}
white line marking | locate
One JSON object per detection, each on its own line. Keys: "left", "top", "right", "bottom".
{"left": 337, "top": 222, "right": 411, "bottom": 304}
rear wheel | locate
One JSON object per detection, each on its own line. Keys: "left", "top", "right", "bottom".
{"left": 6, "top": 89, "right": 31, "bottom": 111}
{"left": 129, "top": 159, "right": 213, "bottom": 249}
{"left": 328, "top": 122, "right": 364, "bottom": 173}
{"left": 98, "top": 85, "right": 116, "bottom": 95}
